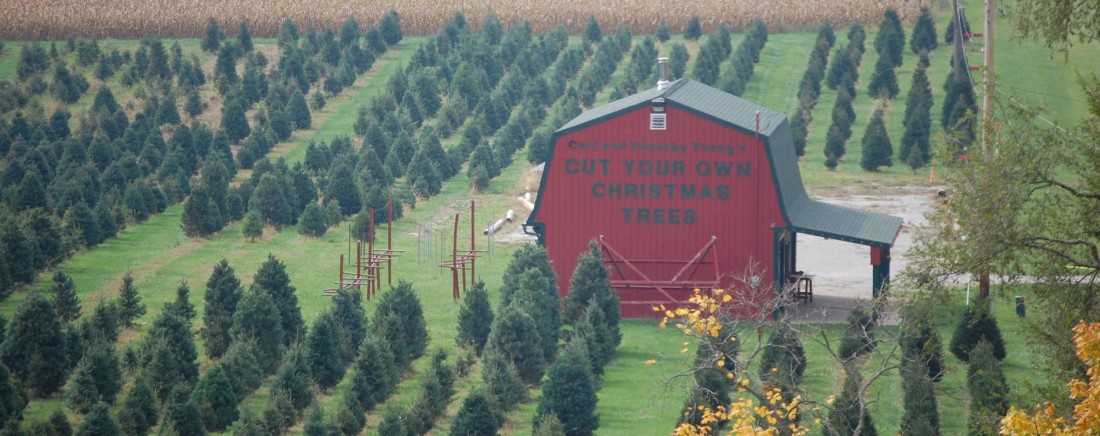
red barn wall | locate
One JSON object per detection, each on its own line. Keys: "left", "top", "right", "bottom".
{"left": 535, "top": 105, "right": 787, "bottom": 317}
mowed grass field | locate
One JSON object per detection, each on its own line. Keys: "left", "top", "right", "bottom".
{"left": 0, "top": 0, "right": 1097, "bottom": 433}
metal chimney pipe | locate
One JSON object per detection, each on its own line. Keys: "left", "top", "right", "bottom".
{"left": 657, "top": 57, "right": 670, "bottom": 91}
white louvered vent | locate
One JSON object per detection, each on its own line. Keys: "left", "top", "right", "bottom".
{"left": 650, "top": 113, "right": 667, "bottom": 130}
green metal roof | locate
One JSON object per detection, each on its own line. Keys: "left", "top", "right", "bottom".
{"left": 554, "top": 78, "right": 903, "bottom": 247}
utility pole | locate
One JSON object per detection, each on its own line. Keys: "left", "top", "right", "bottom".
{"left": 978, "top": 0, "right": 995, "bottom": 300}
{"left": 952, "top": 0, "right": 965, "bottom": 82}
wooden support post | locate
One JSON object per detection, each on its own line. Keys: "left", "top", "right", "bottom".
{"left": 470, "top": 200, "right": 476, "bottom": 285}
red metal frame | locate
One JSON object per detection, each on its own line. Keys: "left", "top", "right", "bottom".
{"left": 330, "top": 199, "right": 403, "bottom": 298}
{"left": 439, "top": 201, "right": 484, "bottom": 299}
{"left": 598, "top": 234, "right": 721, "bottom": 304}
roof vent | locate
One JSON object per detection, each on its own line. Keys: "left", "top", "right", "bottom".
{"left": 656, "top": 57, "right": 670, "bottom": 91}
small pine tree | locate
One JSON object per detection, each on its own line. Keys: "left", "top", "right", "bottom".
{"left": 116, "top": 272, "right": 146, "bottom": 327}
{"left": 298, "top": 203, "right": 328, "bottom": 237}
{"left": 67, "top": 358, "right": 102, "bottom": 414}
{"left": 584, "top": 16, "right": 602, "bottom": 44}
{"left": 0, "top": 363, "right": 23, "bottom": 429}
{"left": 51, "top": 270, "right": 82, "bottom": 324}
{"left": 273, "top": 344, "right": 314, "bottom": 413}
{"left": 161, "top": 384, "right": 206, "bottom": 436}
{"left": 348, "top": 336, "right": 399, "bottom": 410}
{"left": 826, "top": 365, "right": 877, "bottom": 436}
{"left": 117, "top": 380, "right": 157, "bottom": 436}
{"left": 330, "top": 287, "right": 367, "bottom": 364}
{"left": 484, "top": 304, "right": 546, "bottom": 385}
{"left": 190, "top": 364, "right": 238, "bottom": 432}
{"left": 243, "top": 211, "right": 264, "bottom": 241}
{"left": 303, "top": 406, "right": 329, "bottom": 436}
{"left": 900, "top": 358, "right": 940, "bottom": 436}
{"left": 901, "top": 53, "right": 933, "bottom": 170}
{"left": 164, "top": 281, "right": 197, "bottom": 322}
{"left": 217, "top": 340, "right": 265, "bottom": 399}
{"left": 860, "top": 107, "right": 894, "bottom": 171}
{"left": 202, "top": 18, "right": 223, "bottom": 53}
{"left": 684, "top": 16, "right": 702, "bottom": 41}
{"left": 0, "top": 293, "right": 69, "bottom": 398}
{"left": 534, "top": 347, "right": 599, "bottom": 435}
{"left": 949, "top": 299, "right": 1006, "bottom": 362}
{"left": 910, "top": 7, "right": 938, "bottom": 54}
{"left": 838, "top": 305, "right": 876, "bottom": 360}
{"left": 759, "top": 326, "right": 807, "bottom": 389}
{"left": 450, "top": 390, "right": 499, "bottom": 436}
{"left": 306, "top": 311, "right": 346, "bottom": 390}
{"left": 238, "top": 20, "right": 254, "bottom": 52}
{"left": 221, "top": 98, "right": 250, "bottom": 143}
{"left": 74, "top": 402, "right": 119, "bottom": 436}
{"left": 655, "top": 20, "right": 670, "bottom": 42}
{"left": 901, "top": 302, "right": 945, "bottom": 382}
{"left": 967, "top": 340, "right": 1009, "bottom": 435}
{"left": 371, "top": 281, "right": 428, "bottom": 368}
{"left": 481, "top": 346, "right": 525, "bottom": 415}
{"left": 456, "top": 281, "right": 494, "bottom": 355}
{"left": 867, "top": 54, "right": 900, "bottom": 99}
{"left": 875, "top": 9, "right": 905, "bottom": 68}
{"left": 231, "top": 287, "right": 285, "bottom": 372}
{"left": 253, "top": 254, "right": 305, "bottom": 345}
{"left": 288, "top": 89, "right": 312, "bottom": 129}
{"left": 203, "top": 259, "right": 243, "bottom": 359}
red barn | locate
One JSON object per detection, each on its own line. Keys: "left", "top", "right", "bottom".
{"left": 524, "top": 78, "right": 903, "bottom": 317}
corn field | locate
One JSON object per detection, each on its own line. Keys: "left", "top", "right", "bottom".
{"left": 0, "top": 0, "right": 928, "bottom": 40}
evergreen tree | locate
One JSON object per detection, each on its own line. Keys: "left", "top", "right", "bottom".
{"left": 306, "top": 311, "right": 345, "bottom": 390}
{"left": 68, "top": 344, "right": 121, "bottom": 412}
{"left": 867, "top": 54, "right": 899, "bottom": 99}
{"left": 190, "top": 365, "right": 238, "bottom": 432}
{"left": 273, "top": 344, "right": 313, "bottom": 413}
{"left": 238, "top": 20, "right": 254, "bottom": 52}
{"left": 838, "top": 305, "right": 876, "bottom": 360}
{"left": 910, "top": 7, "right": 938, "bottom": 54}
{"left": 901, "top": 302, "right": 945, "bottom": 382}
{"left": 249, "top": 173, "right": 293, "bottom": 227}
{"left": 500, "top": 244, "right": 559, "bottom": 307}
{"left": 826, "top": 365, "right": 877, "bottom": 436}
{"left": 564, "top": 242, "right": 620, "bottom": 347}
{"left": 221, "top": 98, "right": 250, "bottom": 143}
{"left": 450, "top": 390, "right": 499, "bottom": 436}
{"left": 297, "top": 203, "right": 328, "bottom": 237}
{"left": 509, "top": 271, "right": 561, "bottom": 363}
{"left": 0, "top": 363, "right": 23, "bottom": 430}
{"left": 303, "top": 405, "right": 330, "bottom": 436}
{"left": 141, "top": 310, "right": 199, "bottom": 388}
{"left": 0, "top": 293, "right": 69, "bottom": 398}
{"left": 288, "top": 89, "right": 312, "bottom": 129}
{"left": 233, "top": 410, "right": 263, "bottom": 436}
{"left": 214, "top": 44, "right": 238, "bottom": 86}
{"left": 379, "top": 10, "right": 403, "bottom": 45}
{"left": 24, "top": 409, "right": 71, "bottom": 436}
{"left": 231, "top": 287, "right": 284, "bottom": 372}
{"left": 942, "top": 70, "right": 977, "bottom": 155}
{"left": 330, "top": 287, "right": 366, "bottom": 364}
{"left": 216, "top": 340, "right": 264, "bottom": 400}
{"left": 655, "top": 20, "right": 670, "bottom": 42}
{"left": 967, "top": 340, "right": 1008, "bottom": 435}
{"left": 348, "top": 336, "right": 398, "bottom": 410}
{"left": 81, "top": 299, "right": 120, "bottom": 345}
{"left": 202, "top": 18, "right": 223, "bottom": 52}
{"left": 74, "top": 402, "right": 119, "bottom": 436}
{"left": 92, "top": 86, "right": 121, "bottom": 115}
{"left": 759, "top": 326, "right": 807, "bottom": 389}
{"left": 253, "top": 254, "right": 305, "bottom": 344}
{"left": 534, "top": 347, "right": 599, "bottom": 436}
{"left": 584, "top": 16, "right": 602, "bottom": 44}
{"left": 481, "top": 347, "right": 525, "bottom": 415}
{"left": 202, "top": 259, "right": 242, "bottom": 358}
{"left": 949, "top": 299, "right": 1006, "bottom": 362}
{"left": 875, "top": 9, "right": 905, "bottom": 68}
{"left": 457, "top": 281, "right": 494, "bottom": 355}
{"left": 484, "top": 304, "right": 545, "bottom": 384}
{"left": 156, "top": 92, "right": 181, "bottom": 126}
{"left": 164, "top": 281, "right": 197, "bottom": 322}
{"left": 68, "top": 357, "right": 101, "bottom": 414}
{"left": 371, "top": 281, "right": 428, "bottom": 367}
{"left": 116, "top": 272, "right": 145, "bottom": 327}
{"left": 323, "top": 162, "right": 361, "bottom": 217}
{"left": 901, "top": 53, "right": 933, "bottom": 170}
{"left": 684, "top": 16, "right": 702, "bottom": 41}
{"left": 51, "top": 270, "right": 82, "bottom": 324}
{"left": 117, "top": 380, "right": 157, "bottom": 436}
{"left": 860, "top": 107, "right": 894, "bottom": 171}
{"left": 243, "top": 212, "right": 264, "bottom": 242}
{"left": 900, "top": 358, "right": 940, "bottom": 436}
{"left": 405, "top": 148, "right": 442, "bottom": 198}
{"left": 161, "top": 384, "right": 205, "bottom": 436}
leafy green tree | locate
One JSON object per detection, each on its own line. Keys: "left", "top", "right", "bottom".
{"left": 203, "top": 259, "right": 242, "bottom": 358}
{"left": 81, "top": 299, "right": 120, "bottom": 344}
{"left": 875, "top": 9, "right": 905, "bottom": 68}
{"left": 163, "top": 281, "right": 197, "bottom": 322}
{"left": 900, "top": 358, "right": 940, "bottom": 436}
{"left": 238, "top": 20, "right": 253, "bottom": 52}
{"left": 901, "top": 52, "right": 933, "bottom": 171}
{"left": 330, "top": 287, "right": 366, "bottom": 364}
{"left": 216, "top": 339, "right": 264, "bottom": 400}
{"left": 825, "top": 365, "right": 877, "bottom": 436}
{"left": 141, "top": 309, "right": 199, "bottom": 387}
{"left": 481, "top": 346, "right": 525, "bottom": 416}
{"left": 563, "top": 242, "right": 620, "bottom": 347}
{"left": 379, "top": 10, "right": 403, "bottom": 45}
{"left": 116, "top": 272, "right": 145, "bottom": 327}
{"left": 51, "top": 271, "right": 82, "bottom": 324}
{"left": 214, "top": 44, "right": 238, "bottom": 87}
{"left": 243, "top": 211, "right": 264, "bottom": 241}
{"left": 67, "top": 357, "right": 102, "bottom": 414}
{"left": 324, "top": 162, "right": 361, "bottom": 217}
{"left": 450, "top": 390, "right": 499, "bottom": 436}
{"left": 273, "top": 343, "right": 313, "bottom": 413}
{"left": 202, "top": 18, "right": 223, "bottom": 52}
{"left": 348, "top": 335, "right": 398, "bottom": 410}
{"left": 825, "top": 44, "right": 855, "bottom": 91}
{"left": 684, "top": 16, "right": 702, "bottom": 40}
{"left": 221, "top": 98, "right": 250, "bottom": 143}
{"left": 867, "top": 54, "right": 899, "bottom": 99}
{"left": 372, "top": 280, "right": 428, "bottom": 367}
{"left": 484, "top": 304, "right": 545, "bottom": 384}
{"left": 288, "top": 89, "right": 312, "bottom": 129}
{"left": 161, "top": 384, "right": 205, "bottom": 436}
{"left": 509, "top": 272, "right": 560, "bottom": 363}
{"left": 231, "top": 287, "right": 284, "bottom": 372}
{"left": 253, "top": 254, "right": 305, "bottom": 344}
{"left": 967, "top": 339, "right": 1009, "bottom": 435}
{"left": 500, "top": 244, "right": 559, "bottom": 307}
{"left": 457, "top": 281, "right": 494, "bottom": 355}
{"left": 306, "top": 311, "right": 345, "bottom": 390}
{"left": 949, "top": 299, "right": 1006, "bottom": 362}
{"left": 0, "top": 293, "right": 69, "bottom": 398}
{"left": 860, "top": 107, "right": 894, "bottom": 171}
{"left": 910, "top": 7, "right": 938, "bottom": 54}
{"left": 74, "top": 402, "right": 119, "bottom": 436}
{"left": 655, "top": 20, "right": 670, "bottom": 42}
{"left": 534, "top": 344, "right": 599, "bottom": 436}
{"left": 67, "top": 344, "right": 121, "bottom": 412}
{"left": 190, "top": 364, "right": 238, "bottom": 431}
{"left": 584, "top": 16, "right": 602, "bottom": 44}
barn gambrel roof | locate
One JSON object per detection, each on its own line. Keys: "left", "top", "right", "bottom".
{"left": 554, "top": 78, "right": 903, "bottom": 247}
